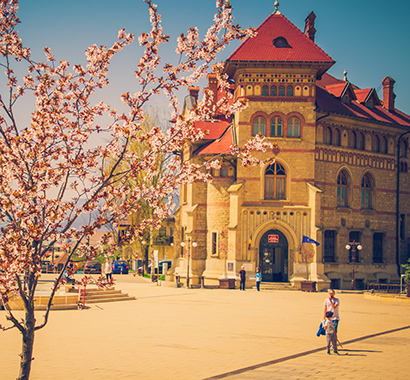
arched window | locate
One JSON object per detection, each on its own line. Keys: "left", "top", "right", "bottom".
{"left": 262, "top": 86, "right": 268, "bottom": 96}
{"left": 278, "top": 86, "right": 285, "bottom": 96}
{"left": 358, "top": 133, "right": 365, "bottom": 150}
{"left": 381, "top": 137, "right": 387, "bottom": 154}
{"left": 270, "top": 86, "right": 277, "bottom": 96}
{"left": 270, "top": 117, "right": 283, "bottom": 137}
{"left": 324, "top": 127, "right": 332, "bottom": 145}
{"left": 273, "top": 36, "right": 291, "bottom": 48}
{"left": 288, "top": 117, "right": 300, "bottom": 137}
{"left": 337, "top": 170, "right": 349, "bottom": 207}
{"left": 373, "top": 135, "right": 380, "bottom": 152}
{"left": 334, "top": 128, "right": 341, "bottom": 146}
{"left": 361, "top": 173, "right": 373, "bottom": 209}
{"left": 350, "top": 131, "right": 357, "bottom": 149}
{"left": 286, "top": 86, "right": 293, "bottom": 96}
{"left": 265, "top": 162, "right": 286, "bottom": 200}
{"left": 253, "top": 116, "right": 266, "bottom": 136}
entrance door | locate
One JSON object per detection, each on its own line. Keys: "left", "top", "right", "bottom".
{"left": 259, "top": 229, "right": 288, "bottom": 282}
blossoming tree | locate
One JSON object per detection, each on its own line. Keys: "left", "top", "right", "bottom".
{"left": 0, "top": 1, "right": 275, "bottom": 379}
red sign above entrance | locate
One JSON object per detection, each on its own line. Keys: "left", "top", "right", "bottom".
{"left": 268, "top": 234, "right": 279, "bottom": 243}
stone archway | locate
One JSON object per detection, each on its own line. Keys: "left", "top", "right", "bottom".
{"left": 258, "top": 229, "right": 288, "bottom": 282}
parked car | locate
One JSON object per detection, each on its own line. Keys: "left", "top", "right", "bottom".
{"left": 112, "top": 260, "right": 129, "bottom": 274}
{"left": 158, "top": 260, "right": 172, "bottom": 274}
{"left": 150, "top": 260, "right": 172, "bottom": 274}
{"left": 84, "top": 261, "right": 102, "bottom": 274}
{"left": 41, "top": 261, "right": 55, "bottom": 273}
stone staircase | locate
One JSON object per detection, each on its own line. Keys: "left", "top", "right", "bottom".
{"left": 255, "top": 282, "right": 297, "bottom": 291}
{"left": 81, "top": 288, "right": 136, "bottom": 304}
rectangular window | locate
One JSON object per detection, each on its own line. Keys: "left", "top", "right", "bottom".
{"left": 324, "top": 230, "right": 336, "bottom": 262}
{"left": 330, "top": 278, "right": 340, "bottom": 290}
{"left": 211, "top": 232, "right": 218, "bottom": 255}
{"left": 182, "top": 184, "right": 188, "bottom": 204}
{"left": 180, "top": 229, "right": 185, "bottom": 257}
{"left": 373, "top": 233, "right": 383, "bottom": 263}
{"left": 169, "top": 227, "right": 174, "bottom": 244}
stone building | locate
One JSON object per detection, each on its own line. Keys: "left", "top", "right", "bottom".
{"left": 171, "top": 4, "right": 410, "bottom": 290}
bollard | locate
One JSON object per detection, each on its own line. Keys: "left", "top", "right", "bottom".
{"left": 200, "top": 276, "right": 205, "bottom": 289}
{"left": 175, "top": 275, "right": 180, "bottom": 288}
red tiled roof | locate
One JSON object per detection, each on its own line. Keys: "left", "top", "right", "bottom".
{"left": 316, "top": 85, "right": 410, "bottom": 127}
{"left": 316, "top": 73, "right": 344, "bottom": 88}
{"left": 194, "top": 120, "right": 231, "bottom": 140}
{"left": 324, "top": 83, "right": 348, "bottom": 98}
{"left": 196, "top": 127, "right": 233, "bottom": 155}
{"left": 354, "top": 88, "right": 372, "bottom": 103}
{"left": 227, "top": 13, "right": 334, "bottom": 64}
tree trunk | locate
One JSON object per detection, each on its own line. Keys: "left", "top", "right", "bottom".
{"left": 18, "top": 306, "right": 36, "bottom": 380}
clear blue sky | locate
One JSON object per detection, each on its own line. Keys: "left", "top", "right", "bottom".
{"left": 16, "top": 0, "right": 410, "bottom": 115}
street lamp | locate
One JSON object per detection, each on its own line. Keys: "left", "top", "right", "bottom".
{"left": 184, "top": 239, "right": 197, "bottom": 289}
{"left": 345, "top": 241, "right": 362, "bottom": 290}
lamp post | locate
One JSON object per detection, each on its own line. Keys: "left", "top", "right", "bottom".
{"left": 184, "top": 239, "right": 197, "bottom": 289}
{"left": 345, "top": 241, "right": 362, "bottom": 290}
{"left": 141, "top": 240, "right": 146, "bottom": 276}
{"left": 180, "top": 241, "right": 186, "bottom": 286}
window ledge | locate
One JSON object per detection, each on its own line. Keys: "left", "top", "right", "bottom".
{"left": 336, "top": 207, "right": 351, "bottom": 214}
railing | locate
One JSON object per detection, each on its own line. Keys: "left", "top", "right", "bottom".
{"left": 367, "top": 283, "right": 401, "bottom": 294}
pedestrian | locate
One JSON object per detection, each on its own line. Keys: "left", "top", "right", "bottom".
{"left": 323, "top": 289, "right": 340, "bottom": 343}
{"left": 255, "top": 267, "right": 262, "bottom": 291}
{"left": 324, "top": 311, "right": 339, "bottom": 354}
{"left": 105, "top": 259, "right": 112, "bottom": 281}
{"left": 63, "top": 263, "right": 76, "bottom": 285}
{"left": 239, "top": 265, "right": 246, "bottom": 290}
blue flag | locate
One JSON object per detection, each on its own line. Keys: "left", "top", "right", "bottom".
{"left": 302, "top": 235, "right": 320, "bottom": 246}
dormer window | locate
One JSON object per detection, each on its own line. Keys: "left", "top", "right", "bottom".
{"left": 273, "top": 36, "right": 291, "bottom": 48}
{"left": 366, "top": 100, "right": 373, "bottom": 108}
{"left": 342, "top": 95, "right": 350, "bottom": 104}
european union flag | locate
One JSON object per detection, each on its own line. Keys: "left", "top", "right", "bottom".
{"left": 302, "top": 235, "right": 320, "bottom": 246}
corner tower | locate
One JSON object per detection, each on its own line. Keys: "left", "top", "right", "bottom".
{"left": 221, "top": 6, "right": 334, "bottom": 288}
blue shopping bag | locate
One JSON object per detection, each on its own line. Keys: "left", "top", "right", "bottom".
{"left": 316, "top": 321, "right": 326, "bottom": 337}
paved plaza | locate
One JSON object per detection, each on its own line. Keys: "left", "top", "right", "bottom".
{"left": 1, "top": 275, "right": 410, "bottom": 379}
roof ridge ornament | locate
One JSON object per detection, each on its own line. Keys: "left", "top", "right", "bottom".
{"left": 343, "top": 69, "right": 348, "bottom": 82}
{"left": 273, "top": 0, "right": 281, "bottom": 14}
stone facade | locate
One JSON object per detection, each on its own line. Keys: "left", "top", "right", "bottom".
{"left": 170, "top": 8, "right": 410, "bottom": 290}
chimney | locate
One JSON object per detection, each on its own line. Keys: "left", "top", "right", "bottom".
{"left": 382, "top": 76, "right": 396, "bottom": 111}
{"left": 188, "top": 86, "right": 199, "bottom": 103}
{"left": 205, "top": 73, "right": 218, "bottom": 107}
{"left": 304, "top": 11, "right": 316, "bottom": 42}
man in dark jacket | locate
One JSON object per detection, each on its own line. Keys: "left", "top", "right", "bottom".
{"left": 239, "top": 266, "right": 246, "bottom": 290}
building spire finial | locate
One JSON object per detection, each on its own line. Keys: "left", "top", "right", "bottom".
{"left": 274, "top": 0, "right": 281, "bottom": 14}
{"left": 343, "top": 69, "right": 348, "bottom": 82}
